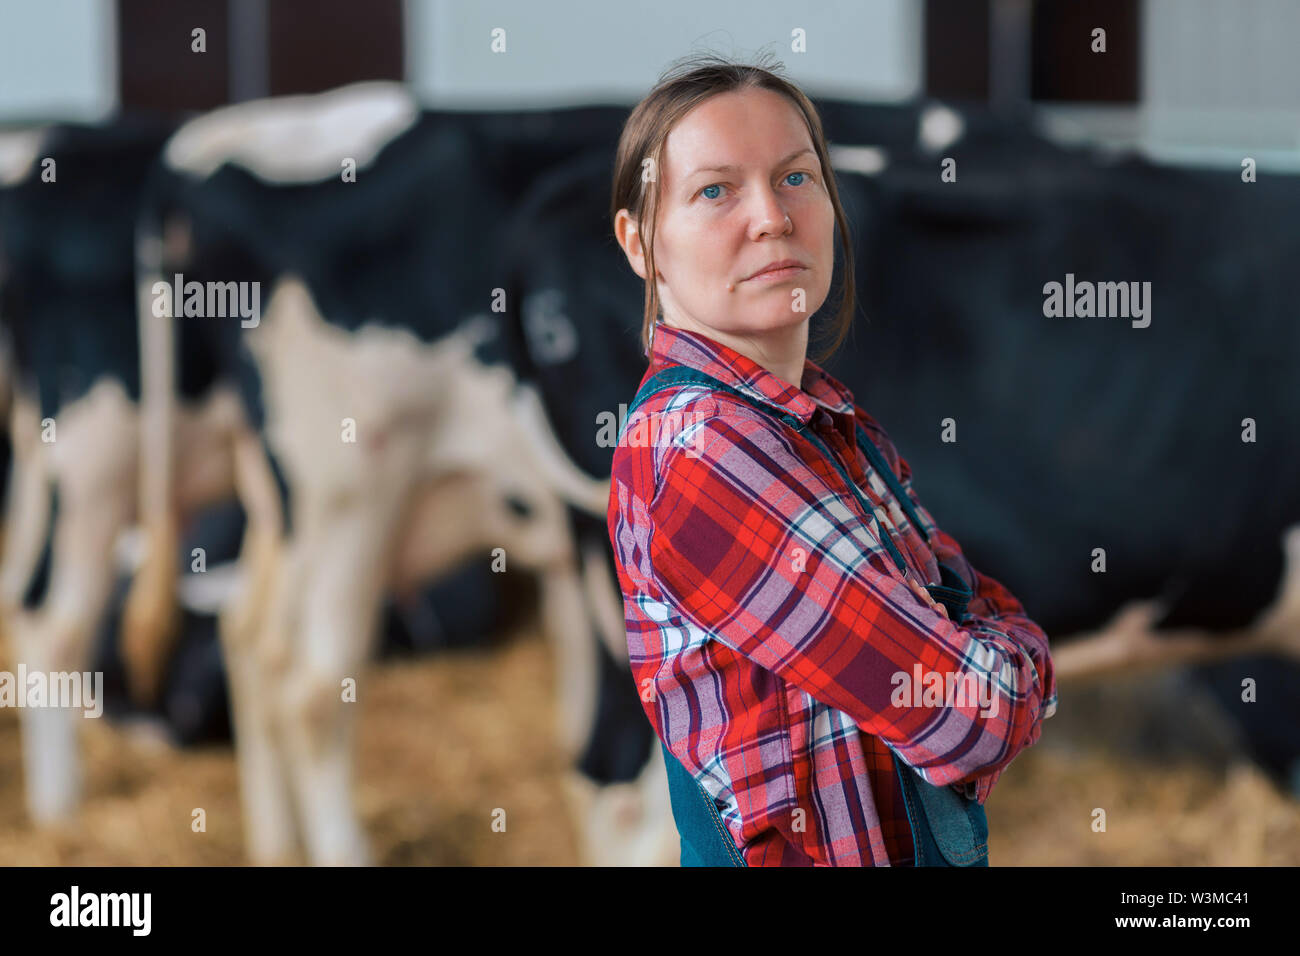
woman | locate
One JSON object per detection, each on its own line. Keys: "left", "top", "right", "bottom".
{"left": 606, "top": 53, "right": 1057, "bottom": 867}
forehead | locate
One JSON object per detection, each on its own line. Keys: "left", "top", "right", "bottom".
{"left": 661, "top": 88, "right": 813, "bottom": 180}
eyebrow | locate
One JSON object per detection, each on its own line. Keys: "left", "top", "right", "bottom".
{"left": 686, "top": 147, "right": 817, "bottom": 180}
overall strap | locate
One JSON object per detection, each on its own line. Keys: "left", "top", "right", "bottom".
{"left": 846, "top": 419, "right": 972, "bottom": 622}
{"left": 659, "top": 740, "right": 748, "bottom": 867}
{"left": 625, "top": 363, "right": 778, "bottom": 421}
{"left": 846, "top": 420, "right": 973, "bottom": 622}
{"left": 891, "top": 749, "right": 990, "bottom": 866}
{"left": 850, "top": 420, "right": 929, "bottom": 545}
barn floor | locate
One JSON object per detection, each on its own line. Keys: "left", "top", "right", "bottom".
{"left": 1, "top": 629, "right": 1298, "bottom": 865}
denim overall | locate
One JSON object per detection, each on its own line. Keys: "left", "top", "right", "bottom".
{"left": 627, "top": 363, "right": 989, "bottom": 867}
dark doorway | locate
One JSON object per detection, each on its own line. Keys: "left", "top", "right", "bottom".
{"left": 118, "top": 0, "right": 403, "bottom": 115}
{"left": 925, "top": 0, "right": 1139, "bottom": 105}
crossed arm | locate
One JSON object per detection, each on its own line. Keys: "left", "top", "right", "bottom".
{"left": 647, "top": 409, "right": 1057, "bottom": 801}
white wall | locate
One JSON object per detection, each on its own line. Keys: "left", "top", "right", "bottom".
{"left": 0, "top": 0, "right": 117, "bottom": 122}
{"left": 1036, "top": 0, "right": 1300, "bottom": 170}
{"left": 1139, "top": 0, "right": 1300, "bottom": 168}
{"left": 404, "top": 0, "right": 922, "bottom": 108}
{"left": 3, "top": 0, "right": 1296, "bottom": 171}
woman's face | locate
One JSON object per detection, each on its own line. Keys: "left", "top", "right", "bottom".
{"left": 620, "top": 87, "right": 835, "bottom": 345}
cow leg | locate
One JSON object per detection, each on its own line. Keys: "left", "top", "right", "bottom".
{"left": 392, "top": 462, "right": 599, "bottom": 763}
{"left": 13, "top": 608, "right": 86, "bottom": 824}
{"left": 393, "top": 469, "right": 674, "bottom": 867}
{"left": 561, "top": 743, "right": 681, "bottom": 867}
{"left": 537, "top": 563, "right": 597, "bottom": 764}
{"left": 444, "top": 366, "right": 676, "bottom": 864}
{"left": 0, "top": 391, "right": 52, "bottom": 619}
{"left": 479, "top": 473, "right": 597, "bottom": 765}
{"left": 432, "top": 378, "right": 667, "bottom": 861}
{"left": 13, "top": 381, "right": 135, "bottom": 823}
{"left": 279, "top": 482, "right": 408, "bottom": 866}
{"left": 121, "top": 285, "right": 180, "bottom": 708}
{"left": 476, "top": 483, "right": 678, "bottom": 867}
{"left": 581, "top": 535, "right": 633, "bottom": 667}
{"left": 572, "top": 537, "right": 681, "bottom": 867}
{"left": 121, "top": 388, "right": 243, "bottom": 706}
{"left": 481, "top": 465, "right": 677, "bottom": 865}
{"left": 215, "top": 425, "right": 300, "bottom": 864}
{"left": 1055, "top": 524, "right": 1300, "bottom": 682}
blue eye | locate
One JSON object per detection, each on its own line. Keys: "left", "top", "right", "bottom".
{"left": 697, "top": 172, "right": 812, "bottom": 201}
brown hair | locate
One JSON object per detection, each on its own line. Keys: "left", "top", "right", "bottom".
{"left": 610, "top": 51, "right": 858, "bottom": 365}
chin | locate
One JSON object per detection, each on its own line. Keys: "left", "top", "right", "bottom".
{"left": 698, "top": 305, "right": 818, "bottom": 339}
{"left": 740, "top": 310, "right": 815, "bottom": 334}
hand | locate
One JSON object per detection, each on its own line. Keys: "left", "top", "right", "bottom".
{"left": 905, "top": 573, "right": 949, "bottom": 620}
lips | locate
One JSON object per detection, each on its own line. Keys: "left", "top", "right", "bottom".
{"left": 745, "top": 258, "right": 807, "bottom": 281}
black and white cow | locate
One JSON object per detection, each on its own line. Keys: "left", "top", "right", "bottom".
{"left": 0, "top": 116, "right": 557, "bottom": 815}
{"left": 0, "top": 117, "right": 255, "bottom": 822}
{"left": 500, "top": 95, "right": 1300, "bottom": 821}
{"left": 823, "top": 103, "right": 1300, "bottom": 667}
{"left": 127, "top": 82, "right": 670, "bottom": 866}
{"left": 830, "top": 106, "right": 1300, "bottom": 788}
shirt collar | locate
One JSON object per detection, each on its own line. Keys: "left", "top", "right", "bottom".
{"left": 647, "top": 321, "right": 857, "bottom": 428}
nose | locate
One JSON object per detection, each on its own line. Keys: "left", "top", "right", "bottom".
{"left": 747, "top": 184, "right": 792, "bottom": 240}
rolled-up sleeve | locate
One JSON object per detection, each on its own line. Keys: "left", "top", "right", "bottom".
{"left": 648, "top": 407, "right": 1056, "bottom": 800}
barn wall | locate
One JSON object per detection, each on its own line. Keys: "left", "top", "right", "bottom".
{"left": 1140, "top": 0, "right": 1300, "bottom": 168}
{"left": 0, "top": 0, "right": 117, "bottom": 121}
{"left": 402, "top": 0, "right": 923, "bottom": 108}
{"left": 1035, "top": 0, "right": 1300, "bottom": 170}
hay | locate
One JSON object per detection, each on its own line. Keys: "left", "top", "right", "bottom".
{"left": 2, "top": 631, "right": 1297, "bottom": 865}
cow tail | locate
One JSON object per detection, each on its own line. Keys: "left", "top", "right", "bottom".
{"left": 120, "top": 173, "right": 180, "bottom": 706}
{"left": 508, "top": 382, "right": 611, "bottom": 517}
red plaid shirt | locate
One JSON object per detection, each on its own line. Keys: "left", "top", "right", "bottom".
{"left": 607, "top": 322, "right": 1057, "bottom": 866}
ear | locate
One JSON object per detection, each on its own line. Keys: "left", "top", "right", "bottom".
{"left": 614, "top": 208, "right": 648, "bottom": 281}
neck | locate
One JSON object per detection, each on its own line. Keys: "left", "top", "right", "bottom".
{"left": 663, "top": 316, "right": 809, "bottom": 390}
